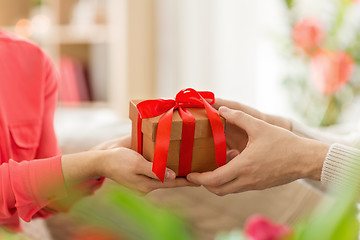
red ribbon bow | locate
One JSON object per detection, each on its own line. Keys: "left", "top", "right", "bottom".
{"left": 136, "top": 88, "right": 226, "bottom": 182}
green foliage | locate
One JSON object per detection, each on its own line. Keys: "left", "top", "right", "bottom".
{"left": 0, "top": 229, "right": 27, "bottom": 240}
{"left": 31, "top": 0, "right": 43, "bottom": 7}
{"left": 284, "top": 0, "right": 294, "bottom": 9}
{"left": 347, "top": 34, "right": 360, "bottom": 63}
{"left": 71, "top": 185, "right": 193, "bottom": 240}
{"left": 294, "top": 186, "right": 359, "bottom": 240}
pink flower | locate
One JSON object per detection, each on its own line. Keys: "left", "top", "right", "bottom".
{"left": 293, "top": 18, "right": 324, "bottom": 53}
{"left": 244, "top": 215, "right": 292, "bottom": 240}
{"left": 310, "top": 49, "right": 354, "bottom": 95}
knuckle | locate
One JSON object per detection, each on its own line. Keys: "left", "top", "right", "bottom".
{"left": 133, "top": 157, "right": 142, "bottom": 167}
{"left": 135, "top": 185, "right": 148, "bottom": 194}
{"left": 244, "top": 179, "right": 260, "bottom": 190}
{"left": 140, "top": 184, "right": 153, "bottom": 194}
{"left": 255, "top": 118, "right": 267, "bottom": 129}
{"left": 129, "top": 162, "right": 138, "bottom": 173}
{"left": 217, "top": 192, "right": 226, "bottom": 197}
{"left": 212, "top": 188, "right": 225, "bottom": 196}
{"left": 138, "top": 188, "right": 147, "bottom": 194}
{"left": 131, "top": 158, "right": 144, "bottom": 172}
{"left": 208, "top": 179, "right": 218, "bottom": 187}
{"left": 234, "top": 110, "right": 243, "bottom": 118}
{"left": 240, "top": 165, "right": 254, "bottom": 175}
{"left": 232, "top": 111, "right": 242, "bottom": 122}
{"left": 208, "top": 175, "right": 222, "bottom": 186}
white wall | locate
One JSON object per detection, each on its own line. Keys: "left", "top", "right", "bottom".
{"left": 156, "top": 0, "right": 291, "bottom": 117}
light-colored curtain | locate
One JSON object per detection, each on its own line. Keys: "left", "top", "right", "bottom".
{"left": 156, "top": 0, "right": 289, "bottom": 116}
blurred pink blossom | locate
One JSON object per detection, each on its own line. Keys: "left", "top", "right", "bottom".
{"left": 244, "top": 215, "right": 292, "bottom": 240}
{"left": 310, "top": 49, "right": 354, "bottom": 95}
{"left": 293, "top": 18, "right": 324, "bottom": 53}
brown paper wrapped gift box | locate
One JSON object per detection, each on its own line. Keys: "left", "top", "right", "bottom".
{"left": 129, "top": 100, "right": 226, "bottom": 176}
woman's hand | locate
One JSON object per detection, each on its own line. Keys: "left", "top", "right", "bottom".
{"left": 90, "top": 135, "right": 131, "bottom": 150}
{"left": 100, "top": 148, "right": 197, "bottom": 193}
{"left": 61, "top": 148, "right": 197, "bottom": 194}
{"left": 187, "top": 107, "right": 329, "bottom": 196}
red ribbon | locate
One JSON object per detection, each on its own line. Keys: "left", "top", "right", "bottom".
{"left": 136, "top": 88, "right": 226, "bottom": 182}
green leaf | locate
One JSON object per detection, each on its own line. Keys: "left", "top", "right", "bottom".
{"left": 71, "top": 185, "right": 193, "bottom": 240}
{"left": 284, "top": 0, "right": 294, "bottom": 9}
{"left": 294, "top": 185, "right": 359, "bottom": 240}
{"left": 0, "top": 229, "right": 27, "bottom": 240}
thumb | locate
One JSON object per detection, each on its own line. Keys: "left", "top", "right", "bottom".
{"left": 212, "top": 98, "right": 238, "bottom": 110}
{"left": 219, "top": 106, "right": 259, "bottom": 135}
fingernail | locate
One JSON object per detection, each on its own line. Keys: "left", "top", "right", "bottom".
{"left": 165, "top": 169, "right": 175, "bottom": 179}
{"left": 219, "top": 106, "right": 229, "bottom": 113}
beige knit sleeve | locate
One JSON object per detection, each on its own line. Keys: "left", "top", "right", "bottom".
{"left": 321, "top": 143, "right": 360, "bottom": 189}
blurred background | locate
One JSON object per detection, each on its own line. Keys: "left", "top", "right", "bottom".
{"left": 2, "top": 0, "right": 360, "bottom": 132}
{"left": 1, "top": 0, "right": 293, "bottom": 152}
{"left": 1, "top": 0, "right": 282, "bottom": 118}
{"left": 1, "top": 0, "right": 360, "bottom": 239}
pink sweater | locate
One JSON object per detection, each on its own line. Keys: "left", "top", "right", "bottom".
{"left": 0, "top": 30, "right": 103, "bottom": 231}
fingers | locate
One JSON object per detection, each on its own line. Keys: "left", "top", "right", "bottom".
{"left": 214, "top": 98, "right": 263, "bottom": 120}
{"left": 203, "top": 174, "right": 262, "bottom": 196}
{"left": 118, "top": 135, "right": 131, "bottom": 149}
{"left": 149, "top": 177, "right": 199, "bottom": 190}
{"left": 91, "top": 135, "right": 132, "bottom": 150}
{"left": 219, "top": 107, "right": 260, "bottom": 135}
{"left": 136, "top": 176, "right": 199, "bottom": 194}
{"left": 204, "top": 181, "right": 251, "bottom": 196}
{"left": 135, "top": 156, "right": 176, "bottom": 181}
{"left": 109, "top": 136, "right": 131, "bottom": 149}
{"left": 186, "top": 158, "right": 240, "bottom": 187}
{"left": 213, "top": 98, "right": 243, "bottom": 110}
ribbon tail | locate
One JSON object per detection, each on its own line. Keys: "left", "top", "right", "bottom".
{"left": 178, "top": 107, "right": 195, "bottom": 176}
{"left": 202, "top": 98, "right": 227, "bottom": 167}
{"left": 153, "top": 107, "right": 174, "bottom": 182}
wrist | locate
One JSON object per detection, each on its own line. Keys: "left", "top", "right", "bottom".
{"left": 61, "top": 151, "right": 104, "bottom": 188}
{"left": 88, "top": 151, "right": 107, "bottom": 179}
{"left": 297, "top": 138, "right": 329, "bottom": 181}
{"left": 95, "top": 149, "right": 114, "bottom": 178}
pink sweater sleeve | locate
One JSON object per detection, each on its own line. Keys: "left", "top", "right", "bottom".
{"left": 0, "top": 156, "right": 67, "bottom": 228}
{"left": 0, "top": 37, "right": 106, "bottom": 231}
{"left": 11, "top": 156, "right": 67, "bottom": 220}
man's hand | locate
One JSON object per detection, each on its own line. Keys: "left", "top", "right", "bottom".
{"left": 214, "top": 98, "right": 292, "bottom": 130}
{"left": 186, "top": 107, "right": 329, "bottom": 196}
{"left": 212, "top": 98, "right": 292, "bottom": 153}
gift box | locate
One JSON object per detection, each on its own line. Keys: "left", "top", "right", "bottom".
{"left": 129, "top": 89, "right": 227, "bottom": 182}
